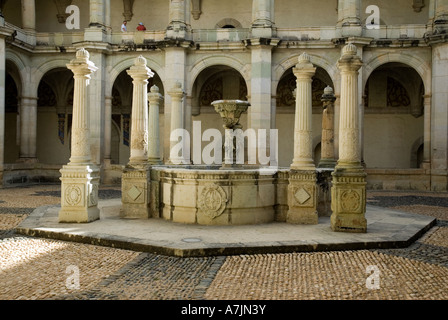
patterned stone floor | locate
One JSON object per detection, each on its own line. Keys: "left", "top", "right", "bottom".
{"left": 1, "top": 185, "right": 447, "bottom": 300}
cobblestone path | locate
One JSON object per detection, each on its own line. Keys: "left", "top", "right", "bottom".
{"left": 1, "top": 185, "right": 447, "bottom": 300}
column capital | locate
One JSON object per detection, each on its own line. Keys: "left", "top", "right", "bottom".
{"left": 337, "top": 43, "right": 363, "bottom": 71}
{"left": 148, "top": 85, "right": 164, "bottom": 103}
{"left": 293, "top": 52, "right": 317, "bottom": 79}
{"left": 127, "top": 55, "right": 154, "bottom": 81}
{"left": 168, "top": 82, "right": 185, "bottom": 100}
{"left": 66, "top": 48, "right": 99, "bottom": 78}
{"left": 321, "top": 86, "right": 336, "bottom": 104}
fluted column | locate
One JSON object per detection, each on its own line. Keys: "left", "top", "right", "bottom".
{"left": 287, "top": 52, "right": 318, "bottom": 225}
{"left": 59, "top": 48, "right": 100, "bottom": 223}
{"left": 331, "top": 43, "right": 367, "bottom": 233}
{"left": 148, "top": 85, "right": 163, "bottom": 164}
{"left": 168, "top": 82, "right": 188, "bottom": 164}
{"left": 291, "top": 53, "right": 316, "bottom": 170}
{"left": 319, "top": 86, "right": 337, "bottom": 168}
{"left": 127, "top": 56, "right": 153, "bottom": 165}
{"left": 337, "top": 45, "right": 362, "bottom": 168}
{"left": 121, "top": 56, "right": 154, "bottom": 219}
{"left": 67, "top": 50, "right": 98, "bottom": 165}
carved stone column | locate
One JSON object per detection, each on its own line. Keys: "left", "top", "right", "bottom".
{"left": 319, "top": 86, "right": 337, "bottom": 168}
{"left": 422, "top": 94, "right": 431, "bottom": 169}
{"left": 121, "top": 56, "right": 154, "bottom": 219}
{"left": 167, "top": 0, "right": 188, "bottom": 39}
{"left": 330, "top": 43, "right": 367, "bottom": 233}
{"left": 435, "top": 0, "right": 448, "bottom": 25}
{"left": 148, "top": 85, "right": 163, "bottom": 164}
{"left": 16, "top": 96, "right": 38, "bottom": 163}
{"left": 59, "top": 49, "right": 100, "bottom": 223}
{"left": 103, "top": 96, "right": 112, "bottom": 163}
{"left": 168, "top": 82, "right": 189, "bottom": 164}
{"left": 21, "top": 0, "right": 36, "bottom": 31}
{"left": 338, "top": 0, "right": 362, "bottom": 37}
{"left": 287, "top": 53, "right": 318, "bottom": 225}
{"left": 291, "top": 53, "right": 316, "bottom": 171}
{"left": 251, "top": 0, "right": 274, "bottom": 38}
{"left": 0, "top": 25, "right": 8, "bottom": 184}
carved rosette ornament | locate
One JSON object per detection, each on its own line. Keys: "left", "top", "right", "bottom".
{"left": 65, "top": 185, "right": 82, "bottom": 206}
{"left": 340, "top": 189, "right": 361, "bottom": 212}
{"left": 198, "top": 184, "right": 227, "bottom": 219}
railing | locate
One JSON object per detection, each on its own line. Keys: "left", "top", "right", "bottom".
{"left": 276, "top": 27, "right": 336, "bottom": 41}
{"left": 192, "top": 28, "right": 250, "bottom": 42}
{"left": 111, "top": 30, "right": 166, "bottom": 45}
{"left": 3, "top": 23, "right": 430, "bottom": 50}
{"left": 36, "top": 32, "right": 84, "bottom": 47}
{"left": 363, "top": 24, "right": 428, "bottom": 39}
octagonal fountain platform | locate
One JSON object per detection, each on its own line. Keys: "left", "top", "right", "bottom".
{"left": 16, "top": 199, "right": 435, "bottom": 257}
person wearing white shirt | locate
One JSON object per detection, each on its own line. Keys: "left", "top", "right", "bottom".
{"left": 121, "top": 21, "right": 127, "bottom": 32}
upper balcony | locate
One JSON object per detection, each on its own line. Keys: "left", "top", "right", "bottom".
{"left": 3, "top": 21, "right": 431, "bottom": 53}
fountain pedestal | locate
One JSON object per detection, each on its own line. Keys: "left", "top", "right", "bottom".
{"left": 212, "top": 100, "right": 250, "bottom": 168}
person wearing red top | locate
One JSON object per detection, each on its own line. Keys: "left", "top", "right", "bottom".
{"left": 136, "top": 23, "right": 146, "bottom": 31}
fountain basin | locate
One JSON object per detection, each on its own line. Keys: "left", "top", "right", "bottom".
{"left": 150, "top": 166, "right": 279, "bottom": 226}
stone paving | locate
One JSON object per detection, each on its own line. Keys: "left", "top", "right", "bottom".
{"left": 1, "top": 185, "right": 447, "bottom": 300}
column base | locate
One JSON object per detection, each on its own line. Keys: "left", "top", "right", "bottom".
{"left": 59, "top": 164, "right": 100, "bottom": 223}
{"left": 148, "top": 158, "right": 163, "bottom": 165}
{"left": 16, "top": 157, "right": 39, "bottom": 164}
{"left": 341, "top": 24, "right": 363, "bottom": 37}
{"left": 330, "top": 167, "right": 367, "bottom": 233}
{"left": 331, "top": 213, "right": 367, "bottom": 233}
{"left": 317, "top": 159, "right": 336, "bottom": 169}
{"left": 121, "top": 164, "right": 151, "bottom": 219}
{"left": 287, "top": 170, "right": 318, "bottom": 225}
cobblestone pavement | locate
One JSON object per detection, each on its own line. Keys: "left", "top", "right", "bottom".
{"left": 1, "top": 185, "right": 447, "bottom": 300}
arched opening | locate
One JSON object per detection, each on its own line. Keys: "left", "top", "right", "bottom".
{"left": 110, "top": 68, "right": 164, "bottom": 165}
{"left": 364, "top": 62, "right": 424, "bottom": 169}
{"left": 215, "top": 18, "right": 242, "bottom": 29}
{"left": 275, "top": 66, "right": 334, "bottom": 167}
{"left": 36, "top": 68, "right": 74, "bottom": 165}
{"left": 190, "top": 65, "right": 248, "bottom": 163}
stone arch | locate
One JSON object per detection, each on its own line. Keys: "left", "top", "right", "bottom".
{"left": 5, "top": 51, "right": 27, "bottom": 94}
{"left": 107, "top": 56, "right": 165, "bottom": 97}
{"left": 363, "top": 52, "right": 431, "bottom": 96}
{"left": 33, "top": 59, "right": 72, "bottom": 98}
{"left": 215, "top": 18, "right": 243, "bottom": 28}
{"left": 274, "top": 53, "right": 338, "bottom": 95}
{"left": 188, "top": 55, "right": 250, "bottom": 97}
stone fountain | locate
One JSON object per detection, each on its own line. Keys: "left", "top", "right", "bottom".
{"left": 153, "top": 99, "right": 277, "bottom": 226}
{"left": 211, "top": 99, "right": 250, "bottom": 168}
{"left": 58, "top": 46, "right": 368, "bottom": 232}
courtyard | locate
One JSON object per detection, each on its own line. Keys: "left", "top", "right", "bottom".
{"left": 1, "top": 184, "right": 447, "bottom": 301}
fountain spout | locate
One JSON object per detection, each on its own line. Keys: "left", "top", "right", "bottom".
{"left": 211, "top": 100, "right": 250, "bottom": 168}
